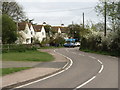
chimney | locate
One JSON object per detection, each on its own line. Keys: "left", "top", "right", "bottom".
{"left": 43, "top": 22, "right": 46, "bottom": 26}
{"left": 61, "top": 24, "right": 64, "bottom": 27}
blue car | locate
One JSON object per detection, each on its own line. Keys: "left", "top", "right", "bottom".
{"left": 63, "top": 43, "right": 75, "bottom": 47}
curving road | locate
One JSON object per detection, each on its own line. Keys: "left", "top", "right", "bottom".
{"left": 13, "top": 47, "right": 118, "bottom": 89}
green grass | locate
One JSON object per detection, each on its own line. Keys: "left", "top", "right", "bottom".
{"left": 80, "top": 48, "right": 118, "bottom": 57}
{"left": 0, "top": 67, "right": 31, "bottom": 76}
{"left": 2, "top": 51, "right": 54, "bottom": 62}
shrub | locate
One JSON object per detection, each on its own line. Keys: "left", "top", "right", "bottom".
{"left": 2, "top": 44, "right": 37, "bottom": 53}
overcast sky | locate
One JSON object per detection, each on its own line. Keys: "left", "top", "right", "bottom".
{"left": 17, "top": 0, "right": 102, "bottom": 26}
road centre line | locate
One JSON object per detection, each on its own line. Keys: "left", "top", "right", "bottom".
{"left": 73, "top": 76, "right": 96, "bottom": 89}
{"left": 11, "top": 49, "right": 73, "bottom": 90}
{"left": 66, "top": 48, "right": 104, "bottom": 89}
{"left": 98, "top": 65, "right": 104, "bottom": 73}
{"left": 88, "top": 56, "right": 96, "bottom": 59}
{"left": 97, "top": 59, "right": 103, "bottom": 65}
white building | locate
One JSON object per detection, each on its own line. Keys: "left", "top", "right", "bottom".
{"left": 18, "top": 22, "right": 46, "bottom": 44}
{"left": 18, "top": 22, "right": 33, "bottom": 44}
{"left": 33, "top": 25, "right": 46, "bottom": 43}
{"left": 51, "top": 24, "right": 68, "bottom": 39}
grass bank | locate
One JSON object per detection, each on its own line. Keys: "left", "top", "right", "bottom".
{"left": 80, "top": 48, "right": 118, "bottom": 57}
{"left": 2, "top": 51, "right": 54, "bottom": 62}
{"left": 0, "top": 67, "right": 31, "bottom": 76}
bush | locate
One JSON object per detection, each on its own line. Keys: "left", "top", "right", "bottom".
{"left": 80, "top": 34, "right": 102, "bottom": 51}
{"left": 80, "top": 30, "right": 120, "bottom": 56}
{"left": 2, "top": 44, "right": 37, "bottom": 53}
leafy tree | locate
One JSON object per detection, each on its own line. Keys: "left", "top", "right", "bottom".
{"left": 2, "top": 1, "right": 25, "bottom": 21}
{"left": 44, "top": 24, "right": 52, "bottom": 36}
{"left": 68, "top": 24, "right": 91, "bottom": 40}
{"left": 0, "top": 15, "right": 1, "bottom": 37}
{"left": 2, "top": 14, "right": 17, "bottom": 44}
{"left": 54, "top": 35, "right": 65, "bottom": 45}
{"left": 68, "top": 24, "right": 81, "bottom": 40}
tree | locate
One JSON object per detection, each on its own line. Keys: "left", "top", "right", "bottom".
{"left": 2, "top": 14, "right": 17, "bottom": 44}
{"left": 68, "top": 24, "right": 81, "bottom": 40}
{"left": 2, "top": 1, "right": 26, "bottom": 21}
{"left": 44, "top": 24, "right": 52, "bottom": 36}
{"left": 95, "top": 0, "right": 119, "bottom": 32}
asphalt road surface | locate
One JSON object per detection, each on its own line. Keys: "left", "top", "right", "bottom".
{"left": 13, "top": 47, "right": 118, "bottom": 89}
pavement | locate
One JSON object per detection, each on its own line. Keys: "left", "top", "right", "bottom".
{"left": 1, "top": 49, "right": 69, "bottom": 89}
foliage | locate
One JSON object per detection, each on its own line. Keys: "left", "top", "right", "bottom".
{"left": 54, "top": 35, "right": 65, "bottom": 45}
{"left": 2, "top": 14, "right": 17, "bottom": 44}
{"left": 68, "top": 24, "right": 81, "bottom": 40}
{"left": 0, "top": 15, "right": 2, "bottom": 37}
{"left": 80, "top": 30, "right": 120, "bottom": 56}
{"left": 2, "top": 44, "right": 37, "bottom": 53}
{"left": 44, "top": 24, "right": 52, "bottom": 36}
{"left": 2, "top": 1, "right": 26, "bottom": 21}
{"left": 95, "top": 0, "right": 120, "bottom": 31}
{"left": 40, "top": 38, "right": 50, "bottom": 46}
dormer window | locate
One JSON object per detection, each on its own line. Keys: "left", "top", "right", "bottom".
{"left": 42, "top": 32, "right": 44, "bottom": 35}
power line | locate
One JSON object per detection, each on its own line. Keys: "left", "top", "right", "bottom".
{"left": 26, "top": 7, "right": 94, "bottom": 13}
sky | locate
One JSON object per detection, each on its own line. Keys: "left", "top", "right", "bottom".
{"left": 17, "top": 0, "right": 102, "bottom": 26}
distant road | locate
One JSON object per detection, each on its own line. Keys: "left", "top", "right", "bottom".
{"left": 14, "top": 47, "right": 118, "bottom": 89}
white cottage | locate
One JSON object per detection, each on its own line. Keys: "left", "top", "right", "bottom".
{"left": 33, "top": 25, "right": 46, "bottom": 43}
{"left": 51, "top": 25, "right": 68, "bottom": 39}
{"left": 18, "top": 22, "right": 34, "bottom": 44}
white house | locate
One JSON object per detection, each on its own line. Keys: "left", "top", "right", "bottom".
{"left": 33, "top": 25, "right": 46, "bottom": 43}
{"left": 17, "top": 22, "right": 34, "bottom": 44}
{"left": 51, "top": 24, "right": 68, "bottom": 39}
{"left": 18, "top": 22, "right": 47, "bottom": 44}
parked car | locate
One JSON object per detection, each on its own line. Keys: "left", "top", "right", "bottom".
{"left": 63, "top": 43, "right": 75, "bottom": 47}
{"left": 74, "top": 42, "right": 80, "bottom": 47}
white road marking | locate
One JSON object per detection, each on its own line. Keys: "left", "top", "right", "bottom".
{"left": 108, "top": 56, "right": 118, "bottom": 59}
{"left": 73, "top": 76, "right": 96, "bottom": 90}
{"left": 97, "top": 59, "right": 103, "bottom": 65}
{"left": 67, "top": 51, "right": 104, "bottom": 89}
{"left": 79, "top": 54, "right": 85, "bottom": 56}
{"left": 98, "top": 65, "right": 104, "bottom": 73}
{"left": 12, "top": 49, "right": 104, "bottom": 90}
{"left": 11, "top": 49, "right": 73, "bottom": 90}
{"left": 88, "top": 56, "right": 96, "bottom": 59}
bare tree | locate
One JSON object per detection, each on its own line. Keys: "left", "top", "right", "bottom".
{"left": 2, "top": 0, "right": 26, "bottom": 21}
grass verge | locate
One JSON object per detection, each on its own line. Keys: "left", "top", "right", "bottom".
{"left": 0, "top": 67, "right": 31, "bottom": 76}
{"left": 80, "top": 48, "right": 118, "bottom": 57}
{"left": 2, "top": 51, "right": 54, "bottom": 62}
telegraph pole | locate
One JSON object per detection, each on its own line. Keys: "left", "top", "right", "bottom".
{"left": 83, "top": 12, "right": 84, "bottom": 29}
{"left": 72, "top": 21, "right": 74, "bottom": 38}
{"left": 104, "top": 1, "right": 107, "bottom": 37}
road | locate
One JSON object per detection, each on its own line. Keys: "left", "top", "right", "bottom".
{"left": 13, "top": 47, "right": 118, "bottom": 89}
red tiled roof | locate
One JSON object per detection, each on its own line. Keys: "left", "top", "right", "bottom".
{"left": 18, "top": 22, "right": 32, "bottom": 31}
{"left": 51, "top": 26, "right": 68, "bottom": 33}
{"left": 18, "top": 22, "right": 26, "bottom": 31}
{"left": 33, "top": 25, "right": 43, "bottom": 32}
